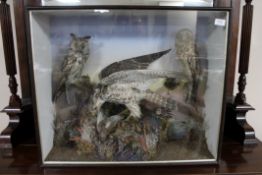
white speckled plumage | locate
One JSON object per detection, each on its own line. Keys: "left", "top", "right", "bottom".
{"left": 91, "top": 81, "right": 177, "bottom": 119}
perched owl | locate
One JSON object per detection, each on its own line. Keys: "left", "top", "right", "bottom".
{"left": 175, "top": 29, "right": 207, "bottom": 105}
{"left": 52, "top": 33, "right": 91, "bottom": 103}
{"left": 175, "top": 29, "right": 197, "bottom": 78}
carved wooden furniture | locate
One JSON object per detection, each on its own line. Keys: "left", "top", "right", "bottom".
{"left": 224, "top": 0, "right": 257, "bottom": 147}
{"left": 234, "top": 0, "right": 256, "bottom": 145}
{"left": 0, "top": 0, "right": 258, "bottom": 169}
{"left": 0, "top": 0, "right": 36, "bottom": 157}
{"left": 0, "top": 0, "right": 22, "bottom": 157}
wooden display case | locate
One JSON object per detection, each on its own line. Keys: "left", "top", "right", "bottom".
{"left": 0, "top": 0, "right": 258, "bottom": 172}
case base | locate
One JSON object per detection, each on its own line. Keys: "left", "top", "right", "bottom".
{"left": 225, "top": 102, "right": 257, "bottom": 151}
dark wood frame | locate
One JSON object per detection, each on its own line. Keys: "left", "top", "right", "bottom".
{"left": 0, "top": 0, "right": 37, "bottom": 158}
{"left": 1, "top": 0, "right": 257, "bottom": 167}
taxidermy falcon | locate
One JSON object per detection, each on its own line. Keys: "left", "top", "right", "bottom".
{"left": 83, "top": 49, "right": 189, "bottom": 129}
{"left": 52, "top": 33, "right": 91, "bottom": 103}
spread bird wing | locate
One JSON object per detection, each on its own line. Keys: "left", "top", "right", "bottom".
{"left": 99, "top": 49, "right": 171, "bottom": 79}
{"left": 100, "top": 70, "right": 188, "bottom": 86}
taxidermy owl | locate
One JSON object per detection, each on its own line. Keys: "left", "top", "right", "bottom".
{"left": 175, "top": 29, "right": 207, "bottom": 105}
{"left": 52, "top": 33, "right": 91, "bottom": 103}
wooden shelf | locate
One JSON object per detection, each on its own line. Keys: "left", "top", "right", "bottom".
{"left": 0, "top": 138, "right": 262, "bottom": 175}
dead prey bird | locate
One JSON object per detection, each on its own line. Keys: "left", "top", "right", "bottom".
{"left": 52, "top": 33, "right": 91, "bottom": 103}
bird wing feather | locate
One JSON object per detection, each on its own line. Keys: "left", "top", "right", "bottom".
{"left": 52, "top": 54, "right": 78, "bottom": 102}
{"left": 100, "top": 70, "right": 188, "bottom": 86}
{"left": 61, "top": 55, "right": 77, "bottom": 74}
{"left": 99, "top": 49, "right": 171, "bottom": 79}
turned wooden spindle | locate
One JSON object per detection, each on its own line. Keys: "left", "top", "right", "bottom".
{"left": 235, "top": 0, "right": 253, "bottom": 105}
{"left": 0, "top": 0, "right": 21, "bottom": 108}
{"left": 0, "top": 0, "right": 22, "bottom": 157}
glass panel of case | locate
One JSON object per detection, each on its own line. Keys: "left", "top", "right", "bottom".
{"left": 29, "top": 8, "right": 229, "bottom": 165}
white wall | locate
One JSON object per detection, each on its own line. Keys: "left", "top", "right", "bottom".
{"left": 0, "top": 0, "right": 261, "bottom": 142}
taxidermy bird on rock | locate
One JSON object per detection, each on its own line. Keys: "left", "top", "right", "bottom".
{"left": 81, "top": 49, "right": 191, "bottom": 136}
{"left": 52, "top": 33, "right": 91, "bottom": 103}
{"left": 86, "top": 49, "right": 173, "bottom": 117}
{"left": 175, "top": 29, "right": 208, "bottom": 106}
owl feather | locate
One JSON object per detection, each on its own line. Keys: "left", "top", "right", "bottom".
{"left": 52, "top": 33, "right": 91, "bottom": 102}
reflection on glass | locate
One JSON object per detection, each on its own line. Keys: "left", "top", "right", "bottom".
{"left": 42, "top": 0, "right": 214, "bottom": 6}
